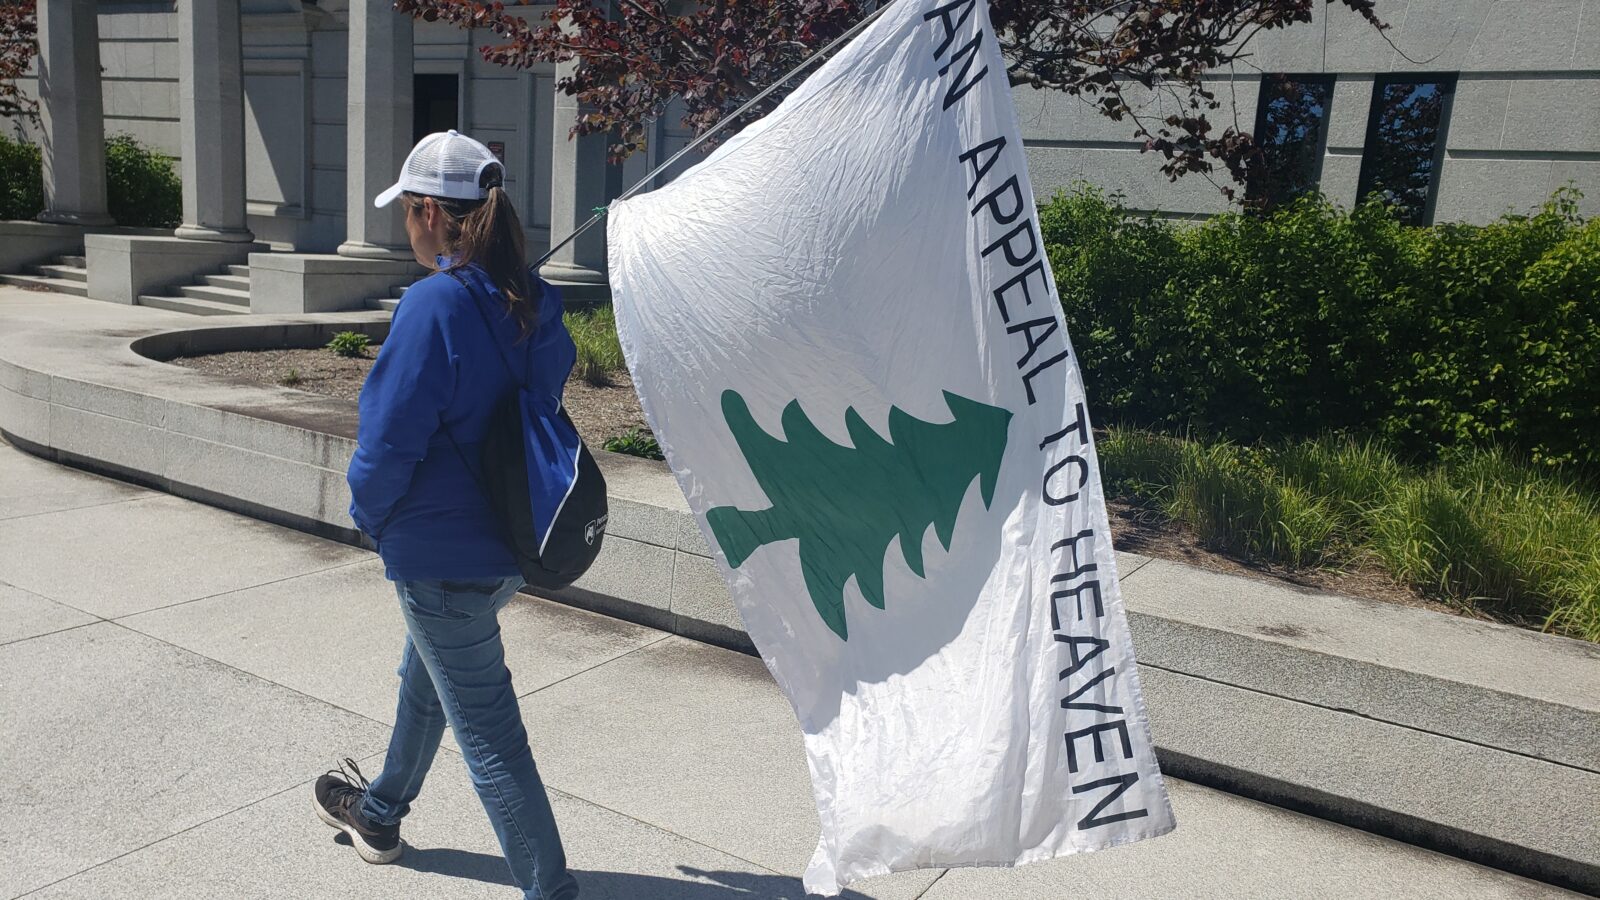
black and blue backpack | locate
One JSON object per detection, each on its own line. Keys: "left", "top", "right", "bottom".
{"left": 447, "top": 270, "right": 608, "bottom": 591}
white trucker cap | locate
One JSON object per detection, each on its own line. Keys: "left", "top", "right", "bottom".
{"left": 374, "top": 129, "right": 504, "bottom": 208}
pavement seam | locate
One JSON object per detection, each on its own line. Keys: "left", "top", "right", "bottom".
{"left": 8, "top": 751, "right": 391, "bottom": 899}
{"left": 0, "top": 618, "right": 107, "bottom": 650}
{"left": 103, "top": 618, "right": 402, "bottom": 736}
{"left": 107, "top": 555, "right": 378, "bottom": 622}
{"left": 513, "top": 632, "right": 674, "bottom": 700}
{"left": 1144, "top": 661, "right": 1600, "bottom": 776}
{"left": 0, "top": 492, "right": 154, "bottom": 524}
{"left": 541, "top": 785, "right": 799, "bottom": 880}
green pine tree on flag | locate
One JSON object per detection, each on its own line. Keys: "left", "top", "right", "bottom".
{"left": 706, "top": 390, "right": 1013, "bottom": 640}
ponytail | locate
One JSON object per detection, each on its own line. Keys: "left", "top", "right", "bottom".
{"left": 403, "top": 164, "right": 538, "bottom": 338}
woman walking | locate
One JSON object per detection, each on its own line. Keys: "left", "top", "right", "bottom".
{"left": 314, "top": 129, "right": 581, "bottom": 900}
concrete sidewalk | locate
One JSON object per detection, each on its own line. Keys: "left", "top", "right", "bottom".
{"left": 0, "top": 439, "right": 1575, "bottom": 899}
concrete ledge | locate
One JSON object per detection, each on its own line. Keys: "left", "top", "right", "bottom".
{"left": 0, "top": 221, "right": 84, "bottom": 273}
{"left": 85, "top": 235, "right": 268, "bottom": 305}
{"left": 0, "top": 289, "right": 1596, "bottom": 893}
{"left": 248, "top": 253, "right": 423, "bottom": 315}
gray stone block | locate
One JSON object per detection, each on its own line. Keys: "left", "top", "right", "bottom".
{"left": 0, "top": 384, "right": 51, "bottom": 449}
{"left": 1501, "top": 79, "right": 1600, "bottom": 154}
{"left": 1114, "top": 550, "right": 1153, "bottom": 579}
{"left": 0, "top": 221, "right": 84, "bottom": 274}
{"left": 1123, "top": 558, "right": 1600, "bottom": 772}
{"left": 1468, "top": 0, "right": 1585, "bottom": 70}
{"left": 0, "top": 622, "right": 387, "bottom": 898}
{"left": 1433, "top": 157, "right": 1558, "bottom": 223}
{"left": 606, "top": 494, "right": 682, "bottom": 549}
{"left": 677, "top": 516, "right": 714, "bottom": 557}
{"left": 670, "top": 551, "right": 751, "bottom": 650}
{"left": 561, "top": 534, "right": 675, "bottom": 619}
{"left": 49, "top": 373, "right": 167, "bottom": 427}
{"left": 1142, "top": 666, "right": 1600, "bottom": 893}
{"left": 84, "top": 235, "right": 267, "bottom": 305}
{"left": 47, "top": 401, "right": 173, "bottom": 485}
{"left": 162, "top": 430, "right": 340, "bottom": 531}
{"left": 1323, "top": 75, "right": 1377, "bottom": 152}
{"left": 249, "top": 253, "right": 420, "bottom": 314}
{"left": 1447, "top": 78, "right": 1513, "bottom": 152}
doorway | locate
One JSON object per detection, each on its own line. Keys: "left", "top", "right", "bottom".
{"left": 413, "top": 74, "right": 460, "bottom": 142}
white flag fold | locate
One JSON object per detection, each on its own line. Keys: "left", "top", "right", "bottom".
{"left": 607, "top": 0, "right": 1176, "bottom": 893}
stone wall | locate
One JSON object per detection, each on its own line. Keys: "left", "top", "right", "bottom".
{"left": 1024, "top": 0, "right": 1600, "bottom": 222}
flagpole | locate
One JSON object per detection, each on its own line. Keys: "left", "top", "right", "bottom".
{"left": 534, "top": 0, "right": 901, "bottom": 270}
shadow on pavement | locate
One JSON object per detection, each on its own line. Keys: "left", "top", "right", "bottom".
{"left": 384, "top": 843, "right": 881, "bottom": 899}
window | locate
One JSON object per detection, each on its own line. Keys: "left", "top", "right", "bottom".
{"left": 1356, "top": 75, "right": 1456, "bottom": 225}
{"left": 1248, "top": 74, "right": 1334, "bottom": 210}
{"left": 413, "top": 74, "right": 460, "bottom": 143}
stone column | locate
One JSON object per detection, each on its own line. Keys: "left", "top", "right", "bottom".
{"left": 175, "top": 0, "right": 252, "bottom": 241}
{"left": 36, "top": 0, "right": 113, "bottom": 226}
{"left": 338, "top": 0, "right": 413, "bottom": 260}
{"left": 540, "top": 45, "right": 618, "bottom": 286}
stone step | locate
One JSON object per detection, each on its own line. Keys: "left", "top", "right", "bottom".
{"left": 365, "top": 297, "right": 400, "bottom": 312}
{"left": 177, "top": 284, "right": 251, "bottom": 306}
{"left": 0, "top": 272, "right": 89, "bottom": 296}
{"left": 57, "top": 254, "right": 87, "bottom": 268}
{"left": 34, "top": 264, "right": 88, "bottom": 283}
{"left": 201, "top": 273, "right": 251, "bottom": 291}
{"left": 136, "top": 294, "right": 249, "bottom": 316}
{"left": 226, "top": 264, "right": 250, "bottom": 278}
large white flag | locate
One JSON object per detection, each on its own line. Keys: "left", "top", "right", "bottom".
{"left": 607, "top": 0, "right": 1175, "bottom": 892}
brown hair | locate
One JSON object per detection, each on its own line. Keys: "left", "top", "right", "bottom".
{"left": 401, "top": 163, "right": 537, "bottom": 337}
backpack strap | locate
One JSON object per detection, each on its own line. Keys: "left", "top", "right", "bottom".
{"left": 446, "top": 267, "right": 528, "bottom": 390}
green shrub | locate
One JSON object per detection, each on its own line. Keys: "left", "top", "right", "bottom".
{"left": 1099, "top": 426, "right": 1600, "bottom": 641}
{"left": 326, "top": 331, "right": 371, "bottom": 358}
{"left": 105, "top": 133, "right": 180, "bottom": 228}
{"left": 0, "top": 132, "right": 180, "bottom": 227}
{"left": 0, "top": 132, "right": 42, "bottom": 220}
{"left": 565, "top": 306, "right": 625, "bottom": 386}
{"left": 1367, "top": 448, "right": 1600, "bottom": 638}
{"left": 603, "top": 427, "right": 663, "bottom": 461}
{"left": 1043, "top": 186, "right": 1600, "bottom": 468}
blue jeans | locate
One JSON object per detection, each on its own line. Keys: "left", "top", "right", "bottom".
{"left": 360, "top": 575, "right": 579, "bottom": 900}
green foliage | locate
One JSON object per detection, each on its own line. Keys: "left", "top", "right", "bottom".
{"left": 602, "top": 427, "right": 664, "bottom": 461}
{"left": 326, "top": 331, "right": 371, "bottom": 358}
{"left": 1100, "top": 427, "right": 1600, "bottom": 642}
{"left": 0, "top": 132, "right": 42, "bottom": 220}
{"left": 564, "top": 306, "right": 625, "bottom": 386}
{"left": 0, "top": 132, "right": 180, "bottom": 227}
{"left": 278, "top": 368, "right": 304, "bottom": 387}
{"left": 105, "top": 133, "right": 180, "bottom": 228}
{"left": 1043, "top": 185, "right": 1600, "bottom": 468}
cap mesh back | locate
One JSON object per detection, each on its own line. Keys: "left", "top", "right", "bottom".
{"left": 399, "top": 131, "right": 502, "bottom": 201}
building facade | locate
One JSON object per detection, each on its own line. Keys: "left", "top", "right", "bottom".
{"left": 2, "top": 0, "right": 1598, "bottom": 305}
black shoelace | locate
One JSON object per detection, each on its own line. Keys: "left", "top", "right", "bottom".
{"left": 326, "top": 757, "right": 373, "bottom": 808}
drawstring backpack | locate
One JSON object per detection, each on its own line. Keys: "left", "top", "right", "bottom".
{"left": 444, "top": 270, "right": 609, "bottom": 590}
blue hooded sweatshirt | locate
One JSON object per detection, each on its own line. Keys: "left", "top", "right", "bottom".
{"left": 347, "top": 263, "right": 574, "bottom": 581}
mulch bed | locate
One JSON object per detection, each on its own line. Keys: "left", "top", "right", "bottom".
{"left": 173, "top": 345, "right": 1452, "bottom": 618}
{"left": 172, "top": 346, "right": 651, "bottom": 445}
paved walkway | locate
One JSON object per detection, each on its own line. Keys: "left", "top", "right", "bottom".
{"left": 0, "top": 438, "right": 1575, "bottom": 899}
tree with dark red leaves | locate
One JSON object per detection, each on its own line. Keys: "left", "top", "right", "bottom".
{"left": 0, "top": 0, "right": 38, "bottom": 124}
{"left": 396, "top": 0, "right": 1385, "bottom": 195}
